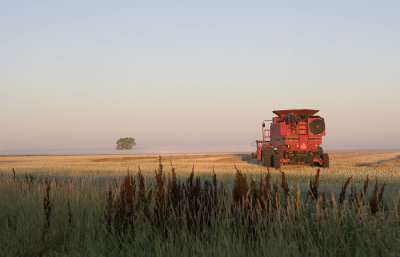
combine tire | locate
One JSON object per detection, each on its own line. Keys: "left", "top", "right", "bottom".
{"left": 272, "top": 154, "right": 281, "bottom": 169}
{"left": 322, "top": 153, "right": 329, "bottom": 168}
{"left": 262, "top": 147, "right": 274, "bottom": 167}
{"left": 318, "top": 146, "right": 324, "bottom": 155}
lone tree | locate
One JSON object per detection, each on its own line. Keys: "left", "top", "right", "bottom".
{"left": 116, "top": 137, "right": 136, "bottom": 150}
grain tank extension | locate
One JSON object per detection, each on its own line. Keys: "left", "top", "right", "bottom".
{"left": 254, "top": 109, "right": 329, "bottom": 168}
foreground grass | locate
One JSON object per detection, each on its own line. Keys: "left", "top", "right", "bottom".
{"left": 1, "top": 159, "right": 400, "bottom": 257}
{"left": 2, "top": 151, "right": 400, "bottom": 198}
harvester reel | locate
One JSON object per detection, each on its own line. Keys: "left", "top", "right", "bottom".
{"left": 262, "top": 146, "right": 275, "bottom": 167}
{"left": 310, "top": 119, "right": 325, "bottom": 134}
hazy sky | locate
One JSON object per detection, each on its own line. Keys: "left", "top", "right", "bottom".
{"left": 1, "top": 1, "right": 400, "bottom": 153}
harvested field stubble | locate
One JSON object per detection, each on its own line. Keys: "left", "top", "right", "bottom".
{"left": 1, "top": 151, "right": 400, "bottom": 182}
{"left": 0, "top": 156, "right": 400, "bottom": 257}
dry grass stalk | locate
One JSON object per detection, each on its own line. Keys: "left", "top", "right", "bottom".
{"left": 379, "top": 182, "right": 386, "bottom": 203}
{"left": 43, "top": 178, "right": 52, "bottom": 236}
{"left": 361, "top": 176, "right": 369, "bottom": 205}
{"left": 105, "top": 185, "right": 113, "bottom": 233}
{"left": 309, "top": 168, "right": 320, "bottom": 200}
{"left": 39, "top": 178, "right": 52, "bottom": 257}
{"left": 146, "top": 186, "right": 153, "bottom": 203}
{"left": 273, "top": 182, "right": 280, "bottom": 211}
{"left": 67, "top": 201, "right": 72, "bottom": 227}
{"left": 172, "top": 171, "right": 182, "bottom": 210}
{"left": 250, "top": 179, "right": 259, "bottom": 208}
{"left": 369, "top": 180, "right": 387, "bottom": 215}
{"left": 142, "top": 185, "right": 153, "bottom": 220}
{"left": 12, "top": 168, "right": 16, "bottom": 182}
{"left": 350, "top": 185, "right": 359, "bottom": 206}
{"left": 137, "top": 167, "right": 145, "bottom": 208}
{"left": 24, "top": 173, "right": 35, "bottom": 184}
{"left": 264, "top": 171, "right": 271, "bottom": 206}
{"left": 108, "top": 173, "right": 136, "bottom": 237}
{"left": 154, "top": 157, "right": 165, "bottom": 223}
{"left": 233, "top": 166, "right": 248, "bottom": 204}
{"left": 369, "top": 180, "right": 379, "bottom": 215}
{"left": 258, "top": 175, "right": 264, "bottom": 208}
{"left": 321, "top": 192, "right": 327, "bottom": 211}
{"left": 280, "top": 171, "right": 289, "bottom": 195}
{"left": 212, "top": 169, "right": 217, "bottom": 205}
{"left": 339, "top": 176, "right": 352, "bottom": 204}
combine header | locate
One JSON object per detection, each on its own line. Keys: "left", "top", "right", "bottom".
{"left": 254, "top": 109, "right": 329, "bottom": 168}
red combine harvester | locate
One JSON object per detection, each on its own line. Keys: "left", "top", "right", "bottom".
{"left": 255, "top": 109, "right": 329, "bottom": 168}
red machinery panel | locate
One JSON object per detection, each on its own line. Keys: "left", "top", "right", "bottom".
{"left": 255, "top": 109, "right": 329, "bottom": 168}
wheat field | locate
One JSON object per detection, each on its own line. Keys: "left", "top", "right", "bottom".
{"left": 1, "top": 150, "right": 400, "bottom": 186}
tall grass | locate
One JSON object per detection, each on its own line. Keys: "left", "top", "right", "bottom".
{"left": 0, "top": 159, "right": 399, "bottom": 257}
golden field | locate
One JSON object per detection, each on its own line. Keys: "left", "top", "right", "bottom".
{"left": 1, "top": 150, "right": 399, "bottom": 186}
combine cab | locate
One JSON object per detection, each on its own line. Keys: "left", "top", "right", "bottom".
{"left": 255, "top": 109, "right": 329, "bottom": 168}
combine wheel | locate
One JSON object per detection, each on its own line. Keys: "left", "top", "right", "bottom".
{"left": 318, "top": 146, "right": 323, "bottom": 155}
{"left": 262, "top": 147, "right": 274, "bottom": 167}
{"left": 272, "top": 154, "right": 281, "bottom": 169}
{"left": 322, "top": 153, "right": 329, "bottom": 168}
